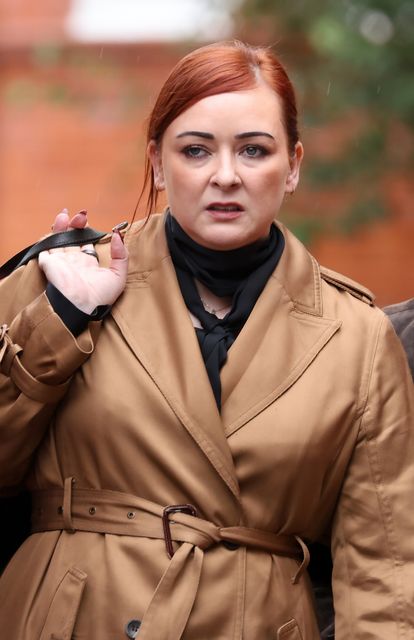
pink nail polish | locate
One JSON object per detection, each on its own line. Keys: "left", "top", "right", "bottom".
{"left": 112, "top": 221, "right": 128, "bottom": 244}
{"left": 112, "top": 221, "right": 128, "bottom": 233}
{"left": 113, "top": 228, "right": 124, "bottom": 244}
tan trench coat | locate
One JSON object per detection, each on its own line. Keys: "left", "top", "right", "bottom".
{"left": 0, "top": 214, "right": 413, "bottom": 640}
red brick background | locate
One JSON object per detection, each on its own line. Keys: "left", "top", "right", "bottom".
{"left": 1, "top": 2, "right": 413, "bottom": 306}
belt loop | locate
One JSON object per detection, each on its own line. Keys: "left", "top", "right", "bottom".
{"left": 63, "top": 476, "right": 76, "bottom": 533}
{"left": 291, "top": 535, "right": 310, "bottom": 584}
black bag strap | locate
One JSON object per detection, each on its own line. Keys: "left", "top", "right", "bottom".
{"left": 0, "top": 227, "right": 108, "bottom": 280}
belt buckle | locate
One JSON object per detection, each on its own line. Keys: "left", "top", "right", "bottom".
{"left": 162, "top": 504, "right": 197, "bottom": 558}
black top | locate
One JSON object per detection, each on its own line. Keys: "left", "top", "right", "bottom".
{"left": 165, "top": 212, "right": 284, "bottom": 410}
{"left": 46, "top": 283, "right": 110, "bottom": 336}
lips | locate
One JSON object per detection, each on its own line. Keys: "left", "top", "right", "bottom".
{"left": 206, "top": 202, "right": 243, "bottom": 212}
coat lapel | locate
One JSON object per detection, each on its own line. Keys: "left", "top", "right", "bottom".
{"left": 220, "top": 223, "right": 342, "bottom": 436}
{"left": 110, "top": 217, "right": 341, "bottom": 491}
{"left": 110, "top": 215, "right": 240, "bottom": 500}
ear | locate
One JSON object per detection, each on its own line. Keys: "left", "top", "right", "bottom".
{"left": 285, "top": 142, "right": 304, "bottom": 194}
{"left": 147, "top": 140, "right": 165, "bottom": 191}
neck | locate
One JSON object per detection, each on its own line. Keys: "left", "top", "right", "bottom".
{"left": 195, "top": 281, "right": 232, "bottom": 318}
{"left": 165, "top": 212, "right": 277, "bottom": 298}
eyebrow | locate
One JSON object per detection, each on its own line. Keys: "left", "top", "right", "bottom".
{"left": 176, "top": 130, "right": 275, "bottom": 141}
{"left": 176, "top": 131, "right": 214, "bottom": 140}
{"left": 235, "top": 131, "right": 275, "bottom": 141}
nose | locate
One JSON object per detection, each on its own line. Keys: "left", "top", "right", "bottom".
{"left": 210, "top": 152, "right": 241, "bottom": 189}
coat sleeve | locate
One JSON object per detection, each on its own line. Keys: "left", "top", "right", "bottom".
{"left": 0, "top": 260, "right": 100, "bottom": 489}
{"left": 332, "top": 312, "right": 414, "bottom": 638}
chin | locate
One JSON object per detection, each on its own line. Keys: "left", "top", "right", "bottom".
{"left": 198, "top": 232, "right": 255, "bottom": 251}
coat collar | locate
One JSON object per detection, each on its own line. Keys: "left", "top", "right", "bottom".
{"left": 220, "top": 223, "right": 341, "bottom": 434}
{"left": 110, "top": 214, "right": 341, "bottom": 493}
{"left": 111, "top": 214, "right": 240, "bottom": 500}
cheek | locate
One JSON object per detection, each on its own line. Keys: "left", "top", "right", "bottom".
{"left": 165, "top": 163, "right": 198, "bottom": 196}
{"left": 254, "top": 167, "right": 289, "bottom": 218}
{"left": 249, "top": 168, "right": 287, "bottom": 198}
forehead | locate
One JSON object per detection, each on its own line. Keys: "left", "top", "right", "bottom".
{"left": 165, "top": 84, "right": 285, "bottom": 136}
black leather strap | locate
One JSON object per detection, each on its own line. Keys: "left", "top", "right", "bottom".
{"left": 0, "top": 228, "right": 107, "bottom": 279}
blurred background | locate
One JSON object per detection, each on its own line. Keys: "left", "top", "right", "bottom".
{"left": 0, "top": 0, "right": 413, "bottom": 305}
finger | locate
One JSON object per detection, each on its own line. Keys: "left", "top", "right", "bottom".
{"left": 80, "top": 244, "right": 99, "bottom": 261}
{"left": 38, "top": 248, "right": 62, "bottom": 269}
{"left": 68, "top": 209, "right": 88, "bottom": 229}
{"left": 52, "top": 209, "right": 70, "bottom": 233}
{"left": 108, "top": 230, "right": 128, "bottom": 278}
{"left": 37, "top": 249, "right": 49, "bottom": 270}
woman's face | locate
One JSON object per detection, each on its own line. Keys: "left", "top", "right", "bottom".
{"left": 148, "top": 82, "right": 303, "bottom": 250}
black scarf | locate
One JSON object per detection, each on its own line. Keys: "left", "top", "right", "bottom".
{"left": 165, "top": 212, "right": 284, "bottom": 410}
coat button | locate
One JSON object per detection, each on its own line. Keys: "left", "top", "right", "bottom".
{"left": 222, "top": 540, "right": 240, "bottom": 550}
{"left": 125, "top": 619, "right": 141, "bottom": 638}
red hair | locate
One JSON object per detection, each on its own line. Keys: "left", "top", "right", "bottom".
{"left": 140, "top": 40, "right": 299, "bottom": 216}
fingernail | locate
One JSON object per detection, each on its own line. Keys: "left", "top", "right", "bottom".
{"left": 61, "top": 208, "right": 68, "bottom": 214}
{"left": 77, "top": 209, "right": 87, "bottom": 216}
{"left": 112, "top": 221, "right": 128, "bottom": 233}
{"left": 112, "top": 228, "right": 124, "bottom": 244}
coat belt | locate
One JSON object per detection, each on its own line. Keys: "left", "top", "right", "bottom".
{"left": 31, "top": 478, "right": 310, "bottom": 640}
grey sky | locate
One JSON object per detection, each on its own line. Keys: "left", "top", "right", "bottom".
{"left": 66, "top": 0, "right": 240, "bottom": 42}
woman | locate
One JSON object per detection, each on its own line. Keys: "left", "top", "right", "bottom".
{"left": 0, "top": 41, "right": 413, "bottom": 640}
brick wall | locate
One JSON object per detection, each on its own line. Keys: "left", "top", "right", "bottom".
{"left": 0, "top": 1, "right": 412, "bottom": 305}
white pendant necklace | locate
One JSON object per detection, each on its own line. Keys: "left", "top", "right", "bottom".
{"left": 200, "top": 298, "right": 231, "bottom": 315}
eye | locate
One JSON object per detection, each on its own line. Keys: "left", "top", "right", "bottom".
{"left": 241, "top": 145, "right": 269, "bottom": 158}
{"left": 182, "top": 145, "right": 209, "bottom": 159}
